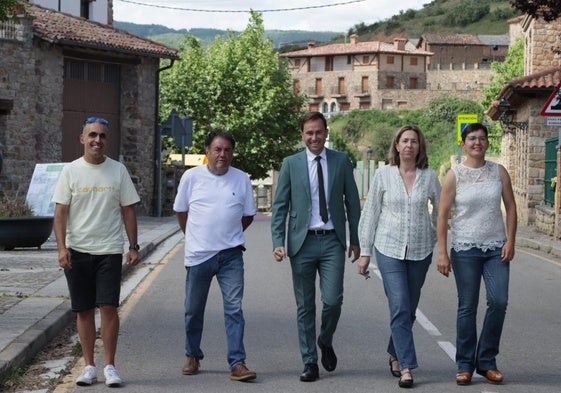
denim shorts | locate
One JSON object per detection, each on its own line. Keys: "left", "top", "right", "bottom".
{"left": 64, "top": 249, "right": 122, "bottom": 312}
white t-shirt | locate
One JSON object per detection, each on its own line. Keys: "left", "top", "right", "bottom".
{"left": 173, "top": 165, "right": 256, "bottom": 267}
{"left": 52, "top": 157, "right": 140, "bottom": 254}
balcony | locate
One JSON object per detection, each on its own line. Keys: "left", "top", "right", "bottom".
{"left": 306, "top": 87, "right": 324, "bottom": 99}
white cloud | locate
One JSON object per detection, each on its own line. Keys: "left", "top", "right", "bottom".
{"left": 113, "top": 0, "right": 427, "bottom": 33}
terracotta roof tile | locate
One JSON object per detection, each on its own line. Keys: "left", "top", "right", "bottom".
{"left": 487, "top": 67, "right": 561, "bottom": 118}
{"left": 420, "top": 34, "right": 481, "bottom": 45}
{"left": 505, "top": 66, "right": 561, "bottom": 89}
{"left": 280, "top": 40, "right": 432, "bottom": 57}
{"left": 27, "top": 4, "right": 178, "bottom": 59}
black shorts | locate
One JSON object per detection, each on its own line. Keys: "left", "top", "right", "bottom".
{"left": 64, "top": 249, "right": 123, "bottom": 312}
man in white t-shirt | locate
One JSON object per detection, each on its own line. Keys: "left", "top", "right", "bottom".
{"left": 53, "top": 117, "right": 140, "bottom": 388}
{"left": 173, "top": 130, "right": 257, "bottom": 382}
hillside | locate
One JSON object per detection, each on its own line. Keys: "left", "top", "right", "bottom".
{"left": 114, "top": 21, "right": 340, "bottom": 49}
{"left": 115, "top": 0, "right": 521, "bottom": 49}
{"left": 347, "top": 0, "right": 519, "bottom": 42}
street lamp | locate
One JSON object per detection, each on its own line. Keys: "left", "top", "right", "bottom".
{"left": 497, "top": 98, "right": 528, "bottom": 133}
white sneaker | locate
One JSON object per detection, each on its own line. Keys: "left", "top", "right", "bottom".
{"left": 104, "top": 364, "right": 123, "bottom": 387}
{"left": 76, "top": 365, "right": 97, "bottom": 386}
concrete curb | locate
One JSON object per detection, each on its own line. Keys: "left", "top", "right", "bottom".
{"left": 0, "top": 222, "right": 181, "bottom": 386}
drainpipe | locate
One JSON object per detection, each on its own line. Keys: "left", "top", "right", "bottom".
{"left": 154, "top": 59, "right": 175, "bottom": 217}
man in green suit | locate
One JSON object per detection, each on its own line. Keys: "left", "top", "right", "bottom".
{"left": 271, "top": 111, "right": 361, "bottom": 382}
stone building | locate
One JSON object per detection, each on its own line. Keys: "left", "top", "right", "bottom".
{"left": 487, "top": 15, "right": 561, "bottom": 238}
{"left": 281, "top": 33, "right": 502, "bottom": 114}
{"left": 0, "top": 3, "right": 179, "bottom": 215}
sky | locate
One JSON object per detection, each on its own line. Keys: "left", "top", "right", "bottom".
{"left": 113, "top": 0, "right": 428, "bottom": 33}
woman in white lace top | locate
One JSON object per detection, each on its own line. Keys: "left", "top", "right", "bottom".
{"left": 358, "top": 125, "right": 441, "bottom": 389}
{"left": 436, "top": 123, "right": 517, "bottom": 386}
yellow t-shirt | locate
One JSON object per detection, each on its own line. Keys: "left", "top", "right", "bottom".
{"left": 52, "top": 157, "right": 140, "bottom": 254}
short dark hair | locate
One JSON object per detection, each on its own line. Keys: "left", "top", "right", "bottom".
{"left": 461, "top": 122, "right": 488, "bottom": 141}
{"left": 204, "top": 129, "right": 236, "bottom": 150}
{"left": 300, "top": 111, "right": 327, "bottom": 132}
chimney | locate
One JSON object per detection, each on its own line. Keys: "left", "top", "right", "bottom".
{"left": 350, "top": 34, "right": 359, "bottom": 44}
{"left": 307, "top": 41, "right": 316, "bottom": 49}
{"left": 394, "top": 37, "right": 407, "bottom": 51}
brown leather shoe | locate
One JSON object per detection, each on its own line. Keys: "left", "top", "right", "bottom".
{"left": 477, "top": 369, "right": 503, "bottom": 384}
{"left": 181, "top": 356, "right": 200, "bottom": 375}
{"left": 230, "top": 362, "right": 256, "bottom": 382}
{"left": 456, "top": 372, "right": 472, "bottom": 385}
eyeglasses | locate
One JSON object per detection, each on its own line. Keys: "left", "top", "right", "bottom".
{"left": 465, "top": 136, "right": 487, "bottom": 142}
{"left": 84, "top": 116, "right": 109, "bottom": 126}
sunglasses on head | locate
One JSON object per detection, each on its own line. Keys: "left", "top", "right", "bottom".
{"left": 84, "top": 116, "right": 109, "bottom": 126}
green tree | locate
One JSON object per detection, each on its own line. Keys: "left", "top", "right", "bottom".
{"left": 0, "top": 0, "right": 20, "bottom": 21}
{"left": 159, "top": 12, "right": 304, "bottom": 180}
{"left": 510, "top": 0, "right": 561, "bottom": 22}
{"left": 481, "top": 37, "right": 524, "bottom": 109}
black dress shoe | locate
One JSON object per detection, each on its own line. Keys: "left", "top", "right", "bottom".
{"left": 317, "top": 337, "right": 337, "bottom": 372}
{"left": 300, "top": 363, "right": 319, "bottom": 382}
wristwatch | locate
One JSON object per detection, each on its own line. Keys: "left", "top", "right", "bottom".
{"left": 129, "top": 243, "right": 140, "bottom": 251}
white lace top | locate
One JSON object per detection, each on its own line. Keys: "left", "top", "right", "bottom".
{"left": 450, "top": 161, "right": 506, "bottom": 252}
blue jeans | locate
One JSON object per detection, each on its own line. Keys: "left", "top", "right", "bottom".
{"left": 375, "top": 248, "right": 432, "bottom": 370}
{"left": 451, "top": 247, "right": 509, "bottom": 373}
{"left": 184, "top": 246, "right": 246, "bottom": 370}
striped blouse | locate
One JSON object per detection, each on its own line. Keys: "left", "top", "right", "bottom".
{"left": 359, "top": 165, "right": 441, "bottom": 261}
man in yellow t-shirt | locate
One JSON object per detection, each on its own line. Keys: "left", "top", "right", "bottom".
{"left": 53, "top": 117, "right": 140, "bottom": 388}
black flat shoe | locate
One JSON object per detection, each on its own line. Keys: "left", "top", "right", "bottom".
{"left": 399, "top": 369, "right": 413, "bottom": 389}
{"left": 389, "top": 356, "right": 401, "bottom": 378}
{"left": 300, "top": 363, "right": 319, "bottom": 382}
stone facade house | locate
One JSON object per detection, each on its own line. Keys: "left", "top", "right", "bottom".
{"left": 0, "top": 3, "right": 179, "bottom": 215}
{"left": 281, "top": 34, "right": 434, "bottom": 113}
{"left": 487, "top": 15, "right": 561, "bottom": 238}
{"left": 281, "top": 33, "right": 503, "bottom": 115}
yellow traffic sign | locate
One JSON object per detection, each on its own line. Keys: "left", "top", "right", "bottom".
{"left": 456, "top": 114, "right": 478, "bottom": 145}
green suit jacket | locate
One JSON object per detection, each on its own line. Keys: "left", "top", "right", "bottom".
{"left": 271, "top": 148, "right": 361, "bottom": 257}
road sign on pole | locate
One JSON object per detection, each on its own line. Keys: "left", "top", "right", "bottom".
{"left": 456, "top": 113, "right": 478, "bottom": 146}
{"left": 540, "top": 84, "right": 561, "bottom": 116}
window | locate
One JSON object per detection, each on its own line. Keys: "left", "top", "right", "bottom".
{"left": 340, "top": 103, "right": 350, "bottom": 111}
{"left": 80, "top": 0, "right": 91, "bottom": 19}
{"left": 294, "top": 59, "right": 301, "bottom": 68}
{"left": 347, "top": 55, "right": 352, "bottom": 65}
{"left": 387, "top": 56, "right": 395, "bottom": 64}
{"left": 338, "top": 77, "right": 345, "bottom": 95}
{"left": 410, "top": 57, "right": 418, "bottom": 66}
{"left": 386, "top": 76, "right": 394, "bottom": 88}
{"left": 322, "top": 102, "right": 329, "bottom": 113}
{"left": 325, "top": 56, "right": 333, "bottom": 71}
{"left": 330, "top": 102, "right": 337, "bottom": 112}
{"left": 359, "top": 101, "right": 371, "bottom": 109}
{"left": 315, "top": 78, "right": 323, "bottom": 95}
{"left": 293, "top": 80, "right": 300, "bottom": 94}
{"left": 363, "top": 56, "right": 369, "bottom": 64}
{"left": 361, "top": 76, "right": 369, "bottom": 93}
{"left": 409, "top": 77, "right": 418, "bottom": 89}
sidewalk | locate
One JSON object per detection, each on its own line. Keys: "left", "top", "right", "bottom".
{"left": 0, "top": 216, "right": 560, "bottom": 385}
{"left": 0, "top": 216, "right": 182, "bottom": 385}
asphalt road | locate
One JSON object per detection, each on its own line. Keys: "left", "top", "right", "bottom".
{"left": 55, "top": 216, "right": 561, "bottom": 393}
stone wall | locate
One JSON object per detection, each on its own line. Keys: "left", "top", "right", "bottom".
{"left": 524, "top": 17, "right": 561, "bottom": 74}
{"left": 1, "top": 20, "right": 161, "bottom": 215}
{"left": 295, "top": 65, "right": 492, "bottom": 112}
{"left": 0, "top": 17, "right": 63, "bottom": 195}
{"left": 120, "top": 58, "right": 159, "bottom": 215}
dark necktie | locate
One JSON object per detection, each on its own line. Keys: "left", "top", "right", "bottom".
{"left": 315, "top": 156, "right": 328, "bottom": 223}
